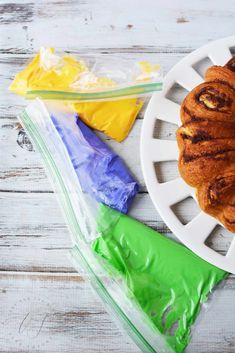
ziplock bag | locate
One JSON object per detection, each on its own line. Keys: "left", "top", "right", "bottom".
{"left": 18, "top": 99, "right": 227, "bottom": 353}
{"left": 10, "top": 47, "right": 163, "bottom": 141}
{"left": 51, "top": 111, "right": 139, "bottom": 213}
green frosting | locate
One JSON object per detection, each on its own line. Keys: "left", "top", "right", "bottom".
{"left": 92, "top": 205, "right": 227, "bottom": 353}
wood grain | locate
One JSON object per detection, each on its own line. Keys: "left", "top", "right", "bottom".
{"left": 0, "top": 272, "right": 234, "bottom": 353}
{"left": 1, "top": 188, "right": 233, "bottom": 271}
{"left": 0, "top": 272, "right": 140, "bottom": 353}
{"left": 0, "top": 0, "right": 235, "bottom": 53}
{"left": 0, "top": 116, "right": 179, "bottom": 192}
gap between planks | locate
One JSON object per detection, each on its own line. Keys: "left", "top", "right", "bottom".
{"left": 0, "top": 271, "right": 233, "bottom": 289}
{"left": 0, "top": 270, "right": 84, "bottom": 281}
{"left": 0, "top": 47, "right": 193, "bottom": 55}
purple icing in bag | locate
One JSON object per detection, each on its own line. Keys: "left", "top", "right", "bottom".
{"left": 51, "top": 113, "right": 139, "bottom": 213}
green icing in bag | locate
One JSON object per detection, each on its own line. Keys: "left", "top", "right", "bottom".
{"left": 92, "top": 205, "right": 227, "bottom": 353}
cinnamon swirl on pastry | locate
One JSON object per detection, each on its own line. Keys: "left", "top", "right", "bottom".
{"left": 176, "top": 57, "right": 235, "bottom": 232}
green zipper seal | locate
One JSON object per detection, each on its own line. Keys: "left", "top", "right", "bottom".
{"left": 26, "top": 82, "right": 162, "bottom": 101}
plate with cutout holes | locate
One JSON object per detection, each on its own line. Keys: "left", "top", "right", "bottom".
{"left": 140, "top": 36, "right": 235, "bottom": 273}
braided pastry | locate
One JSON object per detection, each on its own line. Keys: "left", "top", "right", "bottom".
{"left": 176, "top": 57, "right": 235, "bottom": 232}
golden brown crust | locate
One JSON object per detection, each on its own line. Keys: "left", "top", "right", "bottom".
{"left": 176, "top": 57, "right": 235, "bottom": 232}
{"left": 205, "top": 57, "right": 235, "bottom": 90}
{"left": 197, "top": 175, "right": 235, "bottom": 233}
{"left": 180, "top": 81, "right": 235, "bottom": 124}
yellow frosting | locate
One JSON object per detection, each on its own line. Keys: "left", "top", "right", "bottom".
{"left": 72, "top": 98, "right": 143, "bottom": 142}
{"left": 10, "top": 48, "right": 145, "bottom": 141}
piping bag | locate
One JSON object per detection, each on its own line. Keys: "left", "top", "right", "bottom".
{"left": 51, "top": 112, "right": 139, "bottom": 213}
{"left": 10, "top": 47, "right": 162, "bottom": 142}
{"left": 92, "top": 204, "right": 227, "bottom": 353}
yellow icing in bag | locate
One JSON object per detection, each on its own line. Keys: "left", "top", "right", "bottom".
{"left": 9, "top": 48, "right": 88, "bottom": 95}
{"left": 72, "top": 98, "right": 143, "bottom": 142}
{"left": 10, "top": 48, "right": 162, "bottom": 141}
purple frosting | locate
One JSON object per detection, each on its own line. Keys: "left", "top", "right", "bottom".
{"left": 51, "top": 114, "right": 139, "bottom": 214}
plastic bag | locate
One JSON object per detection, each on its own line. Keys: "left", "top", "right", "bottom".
{"left": 51, "top": 111, "right": 139, "bottom": 213}
{"left": 10, "top": 47, "right": 162, "bottom": 99}
{"left": 18, "top": 99, "right": 227, "bottom": 353}
{"left": 10, "top": 47, "right": 162, "bottom": 141}
{"left": 93, "top": 204, "right": 227, "bottom": 353}
{"left": 10, "top": 48, "right": 88, "bottom": 96}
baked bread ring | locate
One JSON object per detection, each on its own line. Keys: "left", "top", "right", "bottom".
{"left": 176, "top": 57, "right": 235, "bottom": 232}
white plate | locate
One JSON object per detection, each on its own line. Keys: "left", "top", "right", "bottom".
{"left": 140, "top": 36, "right": 235, "bottom": 273}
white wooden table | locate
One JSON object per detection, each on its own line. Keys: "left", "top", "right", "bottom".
{"left": 1, "top": 1, "right": 235, "bottom": 352}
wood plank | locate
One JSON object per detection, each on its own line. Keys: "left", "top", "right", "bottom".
{"left": 0, "top": 0, "right": 235, "bottom": 53}
{"left": 0, "top": 116, "right": 179, "bottom": 192}
{"left": 0, "top": 272, "right": 234, "bottom": 353}
{"left": 0, "top": 191, "right": 166, "bottom": 272}
{"left": 0, "top": 272, "right": 140, "bottom": 353}
{"left": 0, "top": 117, "right": 51, "bottom": 191}
{"left": 0, "top": 117, "right": 148, "bottom": 191}
{"left": 0, "top": 191, "right": 233, "bottom": 272}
